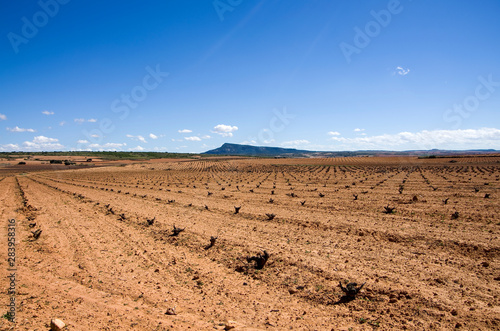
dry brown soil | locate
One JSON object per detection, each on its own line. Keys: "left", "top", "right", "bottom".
{"left": 0, "top": 156, "right": 499, "bottom": 330}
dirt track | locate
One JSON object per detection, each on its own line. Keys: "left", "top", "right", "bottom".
{"left": 1, "top": 157, "right": 499, "bottom": 330}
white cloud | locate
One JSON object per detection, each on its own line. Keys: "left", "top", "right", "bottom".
{"left": 327, "top": 131, "right": 341, "bottom": 136}
{"left": 42, "top": 110, "right": 54, "bottom": 115}
{"left": 22, "top": 136, "right": 64, "bottom": 151}
{"left": 201, "top": 135, "right": 211, "bottom": 139}
{"left": 74, "top": 118, "right": 96, "bottom": 124}
{"left": 354, "top": 128, "right": 365, "bottom": 132}
{"left": 240, "top": 140, "right": 257, "bottom": 145}
{"left": 0, "top": 113, "right": 6, "bottom": 121}
{"left": 77, "top": 140, "right": 89, "bottom": 144}
{"left": 7, "top": 126, "right": 36, "bottom": 132}
{"left": 90, "top": 134, "right": 99, "bottom": 138}
{"left": 178, "top": 129, "right": 192, "bottom": 133}
{"left": 329, "top": 128, "right": 500, "bottom": 150}
{"left": 0, "top": 143, "right": 19, "bottom": 151}
{"left": 396, "top": 66, "right": 410, "bottom": 76}
{"left": 59, "top": 121, "right": 66, "bottom": 126}
{"left": 281, "top": 140, "right": 310, "bottom": 147}
{"left": 88, "top": 142, "right": 126, "bottom": 150}
{"left": 33, "top": 136, "right": 58, "bottom": 143}
{"left": 185, "top": 136, "right": 202, "bottom": 141}
{"left": 129, "top": 145, "right": 145, "bottom": 151}
{"left": 212, "top": 124, "right": 238, "bottom": 137}
{"left": 149, "top": 133, "right": 158, "bottom": 139}
{"left": 153, "top": 146, "right": 169, "bottom": 151}
{"left": 126, "top": 134, "right": 147, "bottom": 143}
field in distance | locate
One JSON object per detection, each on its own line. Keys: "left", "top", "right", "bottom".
{"left": 0, "top": 156, "right": 498, "bottom": 330}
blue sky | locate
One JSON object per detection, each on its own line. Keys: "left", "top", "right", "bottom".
{"left": 1, "top": 0, "right": 499, "bottom": 152}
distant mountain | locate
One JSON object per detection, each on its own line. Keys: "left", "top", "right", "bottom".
{"left": 204, "top": 143, "right": 386, "bottom": 157}
{"left": 203, "top": 143, "right": 500, "bottom": 158}
{"left": 203, "top": 143, "right": 312, "bottom": 157}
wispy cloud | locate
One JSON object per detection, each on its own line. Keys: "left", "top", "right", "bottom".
{"left": 178, "top": 129, "right": 192, "bottom": 133}
{"left": 7, "top": 126, "right": 36, "bottom": 132}
{"left": 329, "top": 128, "right": 500, "bottom": 150}
{"left": 126, "top": 134, "right": 147, "bottom": 143}
{"left": 212, "top": 124, "right": 238, "bottom": 137}
{"left": 281, "top": 139, "right": 310, "bottom": 148}
{"left": 42, "top": 110, "right": 54, "bottom": 115}
{"left": 354, "top": 128, "right": 365, "bottom": 132}
{"left": 396, "top": 66, "right": 410, "bottom": 76}
{"left": 327, "top": 131, "right": 341, "bottom": 136}
{"left": 262, "top": 138, "right": 275, "bottom": 144}
{"left": 240, "top": 140, "right": 257, "bottom": 145}
{"left": 129, "top": 145, "right": 145, "bottom": 151}
{"left": 59, "top": 121, "right": 66, "bottom": 126}
{"left": 185, "top": 136, "right": 202, "bottom": 141}
{"left": 74, "top": 118, "right": 97, "bottom": 124}
{"left": 77, "top": 139, "right": 89, "bottom": 144}
{"left": 0, "top": 113, "right": 7, "bottom": 120}
{"left": 88, "top": 142, "right": 126, "bottom": 150}
{"left": 149, "top": 133, "right": 158, "bottom": 139}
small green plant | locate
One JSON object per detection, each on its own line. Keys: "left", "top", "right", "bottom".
{"left": 359, "top": 317, "right": 380, "bottom": 327}
{"left": 2, "top": 312, "right": 13, "bottom": 321}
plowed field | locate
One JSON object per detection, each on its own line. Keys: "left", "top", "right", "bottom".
{"left": 1, "top": 156, "right": 499, "bottom": 330}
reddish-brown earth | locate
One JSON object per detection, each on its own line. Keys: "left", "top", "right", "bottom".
{"left": 0, "top": 156, "right": 499, "bottom": 330}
